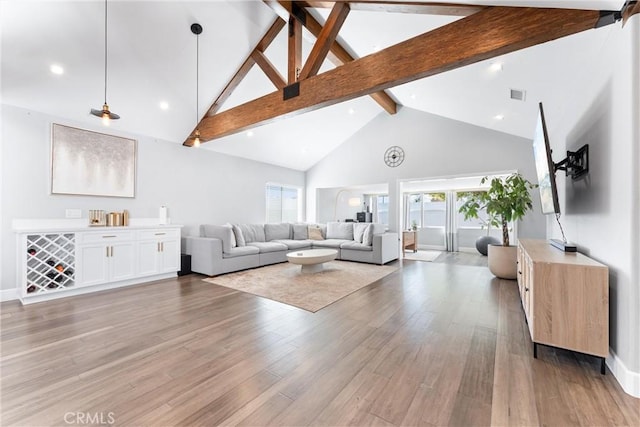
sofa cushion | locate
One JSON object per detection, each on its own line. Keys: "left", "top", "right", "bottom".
{"left": 239, "top": 224, "right": 266, "bottom": 243}
{"left": 341, "top": 241, "right": 374, "bottom": 252}
{"left": 308, "top": 227, "right": 324, "bottom": 241}
{"left": 222, "top": 246, "right": 260, "bottom": 258}
{"left": 362, "top": 224, "right": 374, "bottom": 246}
{"left": 371, "top": 223, "right": 386, "bottom": 235}
{"left": 265, "top": 223, "right": 291, "bottom": 241}
{"left": 232, "top": 224, "right": 245, "bottom": 247}
{"left": 292, "top": 224, "right": 308, "bottom": 240}
{"left": 353, "top": 223, "right": 370, "bottom": 243}
{"left": 201, "top": 224, "right": 236, "bottom": 252}
{"left": 224, "top": 223, "right": 237, "bottom": 247}
{"left": 326, "top": 222, "right": 354, "bottom": 240}
{"left": 312, "top": 239, "right": 351, "bottom": 248}
{"left": 247, "top": 241, "right": 288, "bottom": 253}
{"left": 273, "top": 239, "right": 312, "bottom": 250}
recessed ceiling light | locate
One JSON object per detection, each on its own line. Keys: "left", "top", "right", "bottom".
{"left": 494, "top": 114, "right": 504, "bottom": 120}
{"left": 247, "top": 130, "right": 254, "bottom": 137}
{"left": 348, "top": 108, "right": 355, "bottom": 115}
{"left": 159, "top": 101, "right": 169, "bottom": 110}
{"left": 489, "top": 62, "right": 503, "bottom": 72}
{"left": 50, "top": 64, "right": 64, "bottom": 75}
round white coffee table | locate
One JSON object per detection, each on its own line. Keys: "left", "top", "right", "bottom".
{"left": 286, "top": 249, "right": 338, "bottom": 273}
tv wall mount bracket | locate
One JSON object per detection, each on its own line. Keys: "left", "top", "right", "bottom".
{"left": 554, "top": 144, "right": 589, "bottom": 180}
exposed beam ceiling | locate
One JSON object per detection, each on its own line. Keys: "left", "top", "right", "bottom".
{"left": 267, "top": 0, "right": 399, "bottom": 113}
{"left": 184, "top": 5, "right": 607, "bottom": 146}
{"left": 302, "top": 1, "right": 485, "bottom": 15}
{"left": 299, "top": 2, "right": 351, "bottom": 80}
{"left": 204, "top": 18, "right": 285, "bottom": 118}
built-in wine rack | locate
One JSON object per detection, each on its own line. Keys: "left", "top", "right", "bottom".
{"left": 25, "top": 233, "right": 75, "bottom": 295}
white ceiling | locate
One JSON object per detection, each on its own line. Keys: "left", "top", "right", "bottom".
{"left": 0, "top": 0, "right": 626, "bottom": 171}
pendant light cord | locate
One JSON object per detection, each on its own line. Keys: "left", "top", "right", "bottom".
{"left": 196, "top": 31, "right": 199, "bottom": 126}
{"left": 104, "top": 0, "right": 108, "bottom": 105}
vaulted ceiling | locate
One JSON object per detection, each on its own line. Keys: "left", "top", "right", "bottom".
{"left": 1, "top": 1, "right": 634, "bottom": 170}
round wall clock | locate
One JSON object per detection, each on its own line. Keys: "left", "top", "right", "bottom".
{"left": 384, "top": 146, "right": 405, "bottom": 167}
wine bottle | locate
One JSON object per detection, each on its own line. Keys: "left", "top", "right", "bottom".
{"left": 27, "top": 248, "right": 37, "bottom": 256}
{"left": 46, "top": 259, "right": 55, "bottom": 267}
{"left": 55, "top": 264, "right": 64, "bottom": 273}
{"left": 27, "top": 285, "right": 36, "bottom": 293}
{"left": 64, "top": 268, "right": 74, "bottom": 276}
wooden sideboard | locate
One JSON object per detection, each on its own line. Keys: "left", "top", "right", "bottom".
{"left": 402, "top": 231, "right": 417, "bottom": 255}
{"left": 517, "top": 239, "right": 609, "bottom": 373}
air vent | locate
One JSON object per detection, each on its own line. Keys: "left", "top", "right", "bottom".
{"left": 510, "top": 88, "right": 526, "bottom": 101}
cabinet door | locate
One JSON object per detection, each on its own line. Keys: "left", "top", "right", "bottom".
{"left": 137, "top": 240, "right": 160, "bottom": 277}
{"left": 160, "top": 239, "right": 180, "bottom": 273}
{"left": 110, "top": 242, "right": 135, "bottom": 282}
{"left": 78, "top": 244, "right": 109, "bottom": 287}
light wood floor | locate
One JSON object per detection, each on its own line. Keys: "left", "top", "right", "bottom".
{"left": 1, "top": 258, "right": 638, "bottom": 426}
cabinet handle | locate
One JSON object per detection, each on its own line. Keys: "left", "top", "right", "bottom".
{"left": 106, "top": 246, "right": 109, "bottom": 257}
{"left": 518, "top": 270, "right": 522, "bottom": 275}
{"left": 110, "top": 246, "right": 114, "bottom": 257}
{"left": 103, "top": 235, "right": 117, "bottom": 238}
{"left": 157, "top": 242, "right": 161, "bottom": 252}
{"left": 155, "top": 233, "right": 166, "bottom": 236}
{"left": 161, "top": 242, "right": 164, "bottom": 252}
{"left": 525, "top": 287, "right": 529, "bottom": 292}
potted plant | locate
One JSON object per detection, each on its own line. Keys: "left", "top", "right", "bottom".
{"left": 458, "top": 173, "right": 536, "bottom": 279}
{"left": 411, "top": 220, "right": 418, "bottom": 231}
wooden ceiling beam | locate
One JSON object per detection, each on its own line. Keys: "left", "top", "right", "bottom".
{"left": 203, "top": 18, "right": 285, "bottom": 118}
{"left": 302, "top": 1, "right": 483, "bottom": 16}
{"left": 251, "top": 50, "right": 287, "bottom": 89}
{"left": 288, "top": 16, "right": 302, "bottom": 83}
{"left": 185, "top": 6, "right": 603, "bottom": 146}
{"left": 622, "top": 0, "right": 639, "bottom": 24}
{"left": 299, "top": 2, "right": 350, "bottom": 79}
{"left": 265, "top": 0, "right": 398, "bottom": 114}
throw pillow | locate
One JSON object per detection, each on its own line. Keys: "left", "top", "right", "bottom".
{"left": 353, "top": 223, "right": 369, "bottom": 243}
{"left": 362, "top": 224, "right": 374, "bottom": 246}
{"left": 308, "top": 226, "right": 325, "bottom": 241}
{"left": 232, "top": 224, "right": 245, "bottom": 247}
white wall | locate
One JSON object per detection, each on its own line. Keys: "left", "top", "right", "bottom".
{"left": 0, "top": 104, "right": 305, "bottom": 291}
{"left": 306, "top": 106, "right": 546, "bottom": 241}
{"left": 546, "top": 16, "right": 639, "bottom": 393}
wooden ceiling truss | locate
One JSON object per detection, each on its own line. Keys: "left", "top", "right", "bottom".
{"left": 184, "top": 1, "right": 634, "bottom": 147}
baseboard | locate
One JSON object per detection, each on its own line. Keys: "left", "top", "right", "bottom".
{"left": 0, "top": 288, "right": 18, "bottom": 302}
{"left": 607, "top": 347, "right": 640, "bottom": 397}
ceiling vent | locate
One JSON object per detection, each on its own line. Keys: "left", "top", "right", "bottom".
{"left": 510, "top": 88, "right": 526, "bottom": 101}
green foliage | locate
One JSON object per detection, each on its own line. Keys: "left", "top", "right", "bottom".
{"left": 458, "top": 173, "right": 537, "bottom": 246}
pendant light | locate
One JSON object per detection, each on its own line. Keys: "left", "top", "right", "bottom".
{"left": 191, "top": 23, "right": 203, "bottom": 147}
{"left": 90, "top": 0, "right": 119, "bottom": 125}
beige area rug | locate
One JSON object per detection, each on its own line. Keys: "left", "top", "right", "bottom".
{"left": 403, "top": 250, "right": 443, "bottom": 262}
{"left": 203, "top": 261, "right": 397, "bottom": 312}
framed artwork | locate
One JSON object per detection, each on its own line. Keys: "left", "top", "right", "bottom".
{"left": 51, "top": 123, "right": 136, "bottom": 198}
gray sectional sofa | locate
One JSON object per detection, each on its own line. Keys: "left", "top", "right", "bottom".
{"left": 183, "top": 222, "right": 399, "bottom": 276}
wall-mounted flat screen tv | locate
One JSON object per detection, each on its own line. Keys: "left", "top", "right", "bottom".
{"left": 532, "top": 102, "right": 560, "bottom": 215}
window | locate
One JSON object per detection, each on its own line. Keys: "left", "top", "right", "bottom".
{"left": 456, "top": 191, "right": 489, "bottom": 228}
{"left": 266, "top": 184, "right": 301, "bottom": 223}
{"left": 376, "top": 195, "right": 389, "bottom": 225}
{"left": 422, "top": 192, "right": 446, "bottom": 227}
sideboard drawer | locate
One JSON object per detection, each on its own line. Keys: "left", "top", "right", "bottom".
{"left": 78, "top": 230, "right": 134, "bottom": 244}
{"left": 137, "top": 229, "right": 180, "bottom": 241}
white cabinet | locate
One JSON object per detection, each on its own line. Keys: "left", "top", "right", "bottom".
{"left": 16, "top": 225, "right": 182, "bottom": 304}
{"left": 77, "top": 231, "right": 135, "bottom": 286}
{"left": 136, "top": 229, "right": 180, "bottom": 276}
